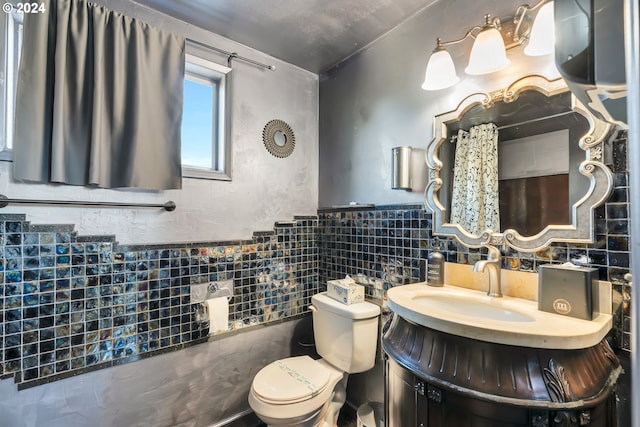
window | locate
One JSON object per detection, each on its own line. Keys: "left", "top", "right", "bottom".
{"left": 181, "top": 47, "right": 232, "bottom": 180}
{"left": 0, "top": 10, "right": 22, "bottom": 160}
{"left": 0, "top": 32, "right": 232, "bottom": 181}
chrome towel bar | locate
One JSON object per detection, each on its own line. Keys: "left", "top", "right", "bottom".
{"left": 0, "top": 194, "right": 176, "bottom": 211}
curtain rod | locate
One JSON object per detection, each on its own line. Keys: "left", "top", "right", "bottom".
{"left": 497, "top": 111, "right": 575, "bottom": 130}
{"left": 187, "top": 39, "right": 276, "bottom": 70}
{"left": 0, "top": 195, "right": 176, "bottom": 211}
{"left": 450, "top": 110, "right": 577, "bottom": 141}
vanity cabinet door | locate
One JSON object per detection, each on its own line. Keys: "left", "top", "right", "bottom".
{"left": 386, "top": 358, "right": 416, "bottom": 427}
{"left": 415, "top": 381, "right": 443, "bottom": 427}
{"left": 386, "top": 357, "right": 530, "bottom": 427}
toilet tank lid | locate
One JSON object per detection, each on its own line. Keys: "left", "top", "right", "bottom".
{"left": 311, "top": 292, "right": 380, "bottom": 319}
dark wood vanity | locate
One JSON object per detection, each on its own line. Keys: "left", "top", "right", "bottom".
{"left": 383, "top": 314, "right": 621, "bottom": 427}
{"left": 399, "top": 73, "right": 623, "bottom": 427}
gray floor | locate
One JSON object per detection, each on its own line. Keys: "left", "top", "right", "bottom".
{"left": 249, "top": 407, "right": 357, "bottom": 427}
{"left": 337, "top": 409, "right": 358, "bottom": 427}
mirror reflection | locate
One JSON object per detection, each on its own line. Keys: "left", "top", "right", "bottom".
{"left": 425, "top": 75, "right": 613, "bottom": 252}
{"left": 273, "top": 130, "right": 287, "bottom": 147}
{"left": 438, "top": 90, "right": 591, "bottom": 236}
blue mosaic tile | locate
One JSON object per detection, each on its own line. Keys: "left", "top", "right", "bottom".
{"left": 55, "top": 245, "right": 69, "bottom": 255}
{"left": 23, "top": 295, "right": 38, "bottom": 306}
{"left": 0, "top": 216, "right": 313, "bottom": 386}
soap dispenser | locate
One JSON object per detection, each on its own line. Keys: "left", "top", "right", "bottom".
{"left": 427, "top": 251, "right": 444, "bottom": 286}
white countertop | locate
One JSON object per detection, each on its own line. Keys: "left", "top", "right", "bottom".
{"left": 386, "top": 283, "right": 612, "bottom": 349}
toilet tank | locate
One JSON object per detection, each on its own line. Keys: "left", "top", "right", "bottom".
{"left": 311, "top": 292, "right": 380, "bottom": 373}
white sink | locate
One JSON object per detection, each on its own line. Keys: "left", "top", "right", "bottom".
{"left": 412, "top": 294, "right": 536, "bottom": 323}
{"left": 386, "top": 284, "right": 612, "bottom": 349}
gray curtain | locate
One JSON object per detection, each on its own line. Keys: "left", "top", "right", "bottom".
{"left": 13, "top": 0, "right": 185, "bottom": 190}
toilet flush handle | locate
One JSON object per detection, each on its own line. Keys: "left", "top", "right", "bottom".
{"left": 309, "top": 305, "right": 317, "bottom": 312}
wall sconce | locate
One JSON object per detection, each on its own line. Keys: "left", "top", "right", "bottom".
{"left": 392, "top": 146, "right": 427, "bottom": 192}
{"left": 392, "top": 146, "right": 412, "bottom": 190}
{"left": 421, "top": 0, "right": 554, "bottom": 91}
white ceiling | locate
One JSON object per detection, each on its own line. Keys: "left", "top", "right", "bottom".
{"left": 132, "top": 0, "right": 438, "bottom": 74}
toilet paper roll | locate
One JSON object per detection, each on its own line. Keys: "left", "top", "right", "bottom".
{"left": 206, "top": 297, "right": 229, "bottom": 333}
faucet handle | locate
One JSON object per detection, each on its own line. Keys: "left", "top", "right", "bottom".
{"left": 484, "top": 244, "right": 501, "bottom": 261}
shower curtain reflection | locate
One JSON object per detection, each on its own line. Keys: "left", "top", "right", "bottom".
{"left": 449, "top": 123, "right": 500, "bottom": 235}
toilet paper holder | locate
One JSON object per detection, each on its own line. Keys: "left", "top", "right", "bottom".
{"left": 194, "top": 282, "right": 233, "bottom": 328}
{"left": 208, "top": 282, "right": 233, "bottom": 301}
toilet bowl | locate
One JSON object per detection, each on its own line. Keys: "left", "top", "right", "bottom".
{"left": 248, "top": 293, "right": 380, "bottom": 427}
{"left": 248, "top": 356, "right": 345, "bottom": 427}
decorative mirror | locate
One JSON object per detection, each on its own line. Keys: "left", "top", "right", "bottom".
{"left": 425, "top": 75, "right": 614, "bottom": 252}
{"left": 263, "top": 119, "right": 296, "bottom": 158}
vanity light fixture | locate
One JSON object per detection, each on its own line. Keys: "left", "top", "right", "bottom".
{"left": 421, "top": 0, "right": 555, "bottom": 91}
{"left": 465, "top": 15, "right": 511, "bottom": 75}
{"left": 523, "top": 1, "right": 555, "bottom": 56}
{"left": 421, "top": 42, "right": 460, "bottom": 91}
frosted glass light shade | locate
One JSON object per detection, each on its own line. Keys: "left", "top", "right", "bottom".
{"left": 465, "top": 27, "right": 510, "bottom": 75}
{"left": 524, "top": 2, "right": 555, "bottom": 56}
{"left": 421, "top": 49, "right": 460, "bottom": 91}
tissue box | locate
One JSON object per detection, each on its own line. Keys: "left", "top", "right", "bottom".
{"left": 538, "top": 264, "right": 599, "bottom": 320}
{"left": 327, "top": 277, "right": 364, "bottom": 305}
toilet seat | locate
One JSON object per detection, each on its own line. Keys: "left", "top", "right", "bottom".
{"left": 249, "top": 357, "right": 345, "bottom": 424}
{"left": 252, "top": 356, "right": 332, "bottom": 404}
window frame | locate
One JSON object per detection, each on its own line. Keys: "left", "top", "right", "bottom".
{"left": 0, "top": 9, "right": 23, "bottom": 161}
{"left": 0, "top": 33, "right": 233, "bottom": 181}
{"left": 182, "top": 43, "right": 232, "bottom": 181}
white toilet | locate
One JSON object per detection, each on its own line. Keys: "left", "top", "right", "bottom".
{"left": 248, "top": 292, "right": 381, "bottom": 427}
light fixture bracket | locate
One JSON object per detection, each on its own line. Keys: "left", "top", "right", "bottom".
{"left": 478, "top": 12, "right": 535, "bottom": 50}
{"left": 421, "top": 0, "right": 551, "bottom": 90}
{"left": 502, "top": 13, "right": 534, "bottom": 50}
{"left": 435, "top": 8, "right": 536, "bottom": 52}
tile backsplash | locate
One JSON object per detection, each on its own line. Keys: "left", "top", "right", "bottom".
{"left": 318, "top": 205, "right": 431, "bottom": 298}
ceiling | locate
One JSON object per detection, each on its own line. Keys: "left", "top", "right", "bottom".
{"left": 132, "top": 0, "right": 438, "bottom": 74}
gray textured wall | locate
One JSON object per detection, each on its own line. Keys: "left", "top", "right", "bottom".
{"left": 0, "top": 317, "right": 313, "bottom": 427}
{"left": 1, "top": 0, "right": 319, "bottom": 244}
{"left": 319, "top": 0, "right": 561, "bottom": 207}
{"left": 319, "top": 0, "right": 563, "bottom": 409}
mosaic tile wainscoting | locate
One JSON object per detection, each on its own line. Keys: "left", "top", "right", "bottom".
{"left": 318, "top": 205, "right": 432, "bottom": 299}
{"left": 0, "top": 215, "right": 319, "bottom": 388}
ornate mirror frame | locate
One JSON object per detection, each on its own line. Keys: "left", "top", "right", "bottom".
{"left": 424, "top": 75, "right": 614, "bottom": 252}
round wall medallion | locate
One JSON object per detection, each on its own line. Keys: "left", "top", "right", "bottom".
{"left": 263, "top": 119, "right": 295, "bottom": 158}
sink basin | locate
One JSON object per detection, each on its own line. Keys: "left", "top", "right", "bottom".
{"left": 412, "top": 294, "right": 536, "bottom": 323}
{"left": 386, "top": 284, "right": 612, "bottom": 349}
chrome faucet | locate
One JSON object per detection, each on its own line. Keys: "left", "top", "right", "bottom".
{"left": 473, "top": 245, "right": 502, "bottom": 298}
